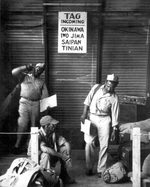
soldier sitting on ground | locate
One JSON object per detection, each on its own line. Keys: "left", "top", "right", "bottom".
{"left": 27, "top": 115, "right": 76, "bottom": 185}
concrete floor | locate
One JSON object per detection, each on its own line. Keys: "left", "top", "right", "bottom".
{"left": 0, "top": 146, "right": 132, "bottom": 187}
{"left": 65, "top": 148, "right": 132, "bottom": 187}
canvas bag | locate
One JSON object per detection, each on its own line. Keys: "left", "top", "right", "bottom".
{"left": 0, "top": 157, "right": 60, "bottom": 187}
{"left": 102, "top": 162, "right": 127, "bottom": 183}
{"left": 0, "top": 157, "right": 41, "bottom": 187}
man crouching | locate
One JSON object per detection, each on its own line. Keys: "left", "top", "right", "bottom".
{"left": 28, "top": 115, "right": 75, "bottom": 185}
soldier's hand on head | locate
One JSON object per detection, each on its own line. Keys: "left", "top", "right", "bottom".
{"left": 26, "top": 63, "right": 33, "bottom": 71}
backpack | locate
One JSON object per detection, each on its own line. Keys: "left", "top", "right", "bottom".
{"left": 102, "top": 162, "right": 128, "bottom": 183}
{"left": 0, "top": 157, "right": 60, "bottom": 187}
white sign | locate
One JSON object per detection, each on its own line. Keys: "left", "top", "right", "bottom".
{"left": 58, "top": 12, "right": 87, "bottom": 53}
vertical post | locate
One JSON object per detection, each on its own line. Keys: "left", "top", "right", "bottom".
{"left": 132, "top": 127, "right": 141, "bottom": 187}
{"left": 96, "top": 1, "right": 102, "bottom": 84}
{"left": 148, "top": 132, "right": 150, "bottom": 141}
{"left": 43, "top": 1, "right": 50, "bottom": 91}
{"left": 31, "top": 127, "right": 39, "bottom": 164}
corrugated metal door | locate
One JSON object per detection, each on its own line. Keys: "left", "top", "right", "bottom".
{"left": 44, "top": 4, "right": 101, "bottom": 128}
{"left": 5, "top": 0, "right": 45, "bottom": 74}
{"left": 101, "top": 16, "right": 149, "bottom": 99}
{"left": 6, "top": 14, "right": 45, "bottom": 71}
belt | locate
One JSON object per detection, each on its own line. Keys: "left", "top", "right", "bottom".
{"left": 90, "top": 113, "right": 108, "bottom": 117}
{"left": 21, "top": 96, "right": 39, "bottom": 102}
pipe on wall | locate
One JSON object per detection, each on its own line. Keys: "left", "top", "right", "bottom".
{"left": 43, "top": 3, "right": 101, "bottom": 7}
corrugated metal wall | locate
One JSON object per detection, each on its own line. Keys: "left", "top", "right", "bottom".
{"left": 101, "top": 0, "right": 150, "bottom": 122}
{"left": 101, "top": 15, "right": 149, "bottom": 97}
{"left": 101, "top": 0, "right": 150, "bottom": 105}
{"left": 5, "top": 0, "right": 44, "bottom": 74}
{"left": 44, "top": 3, "right": 101, "bottom": 129}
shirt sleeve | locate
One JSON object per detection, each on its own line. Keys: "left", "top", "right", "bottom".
{"left": 84, "top": 84, "right": 100, "bottom": 106}
{"left": 12, "top": 65, "right": 27, "bottom": 81}
{"left": 111, "top": 94, "right": 120, "bottom": 127}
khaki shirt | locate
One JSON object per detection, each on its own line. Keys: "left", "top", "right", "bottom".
{"left": 84, "top": 84, "right": 120, "bottom": 127}
{"left": 20, "top": 74, "right": 49, "bottom": 100}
